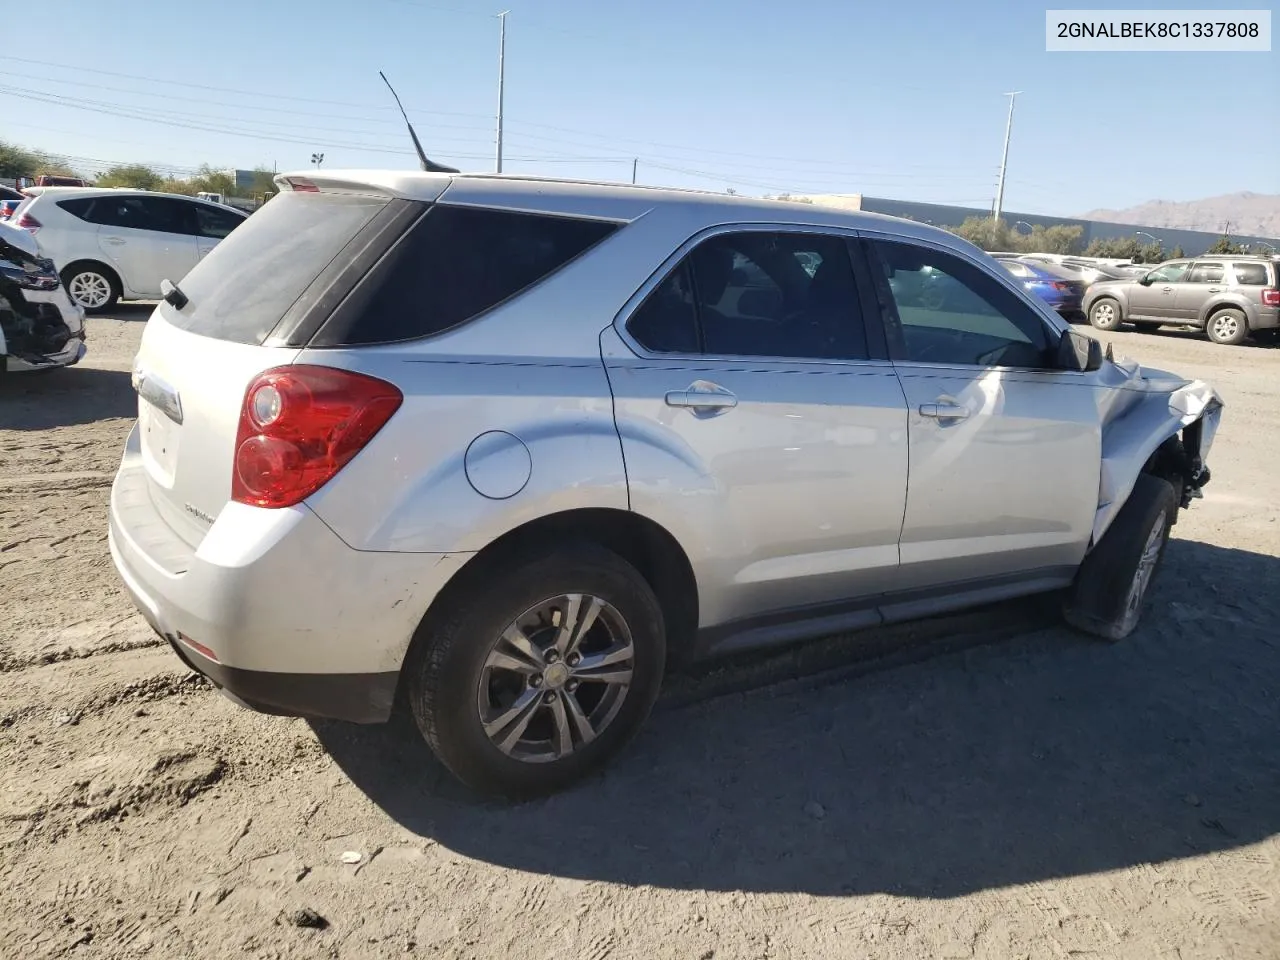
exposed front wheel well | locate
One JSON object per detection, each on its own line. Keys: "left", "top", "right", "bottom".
{"left": 1141, "top": 428, "right": 1210, "bottom": 510}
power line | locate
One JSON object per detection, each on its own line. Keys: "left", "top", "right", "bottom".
{"left": 0, "top": 87, "right": 620, "bottom": 167}
{"left": 5, "top": 56, "right": 997, "bottom": 178}
{"left": 0, "top": 68, "right": 491, "bottom": 132}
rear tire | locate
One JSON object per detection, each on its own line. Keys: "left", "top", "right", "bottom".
{"left": 1088, "top": 298, "right": 1123, "bottom": 332}
{"left": 405, "top": 543, "right": 666, "bottom": 799}
{"left": 61, "top": 262, "right": 119, "bottom": 314}
{"left": 1205, "top": 307, "right": 1248, "bottom": 346}
{"left": 1063, "top": 474, "right": 1178, "bottom": 642}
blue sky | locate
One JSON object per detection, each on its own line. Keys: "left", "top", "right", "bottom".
{"left": 2, "top": 0, "right": 1275, "bottom": 215}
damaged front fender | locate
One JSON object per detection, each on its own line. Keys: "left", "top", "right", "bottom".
{"left": 1091, "top": 356, "right": 1224, "bottom": 548}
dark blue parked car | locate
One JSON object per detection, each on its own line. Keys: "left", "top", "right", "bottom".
{"left": 996, "top": 257, "right": 1086, "bottom": 320}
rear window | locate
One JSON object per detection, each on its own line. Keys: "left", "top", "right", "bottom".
{"left": 1231, "top": 262, "right": 1270, "bottom": 286}
{"left": 313, "top": 204, "right": 619, "bottom": 346}
{"left": 161, "top": 191, "right": 389, "bottom": 344}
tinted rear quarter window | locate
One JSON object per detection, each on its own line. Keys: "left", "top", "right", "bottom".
{"left": 162, "top": 191, "right": 389, "bottom": 345}
{"left": 1231, "top": 262, "right": 1269, "bottom": 285}
{"left": 316, "top": 205, "right": 619, "bottom": 346}
{"left": 56, "top": 197, "right": 96, "bottom": 221}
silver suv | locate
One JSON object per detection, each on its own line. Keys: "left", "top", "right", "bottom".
{"left": 109, "top": 171, "right": 1223, "bottom": 797}
{"left": 1083, "top": 254, "right": 1280, "bottom": 345}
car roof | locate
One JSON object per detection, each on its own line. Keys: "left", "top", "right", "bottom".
{"left": 276, "top": 168, "right": 985, "bottom": 256}
{"left": 1192, "top": 253, "right": 1278, "bottom": 260}
{"left": 23, "top": 185, "right": 247, "bottom": 213}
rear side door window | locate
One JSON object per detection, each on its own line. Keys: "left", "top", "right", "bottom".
{"left": 138, "top": 197, "right": 196, "bottom": 237}
{"left": 626, "top": 230, "right": 870, "bottom": 362}
{"left": 863, "top": 239, "right": 1053, "bottom": 368}
{"left": 86, "top": 196, "right": 153, "bottom": 231}
{"left": 1185, "top": 262, "right": 1226, "bottom": 284}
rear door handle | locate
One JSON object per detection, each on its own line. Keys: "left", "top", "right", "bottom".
{"left": 102, "top": 236, "right": 126, "bottom": 245}
{"left": 665, "top": 381, "right": 738, "bottom": 412}
{"left": 920, "top": 402, "right": 969, "bottom": 421}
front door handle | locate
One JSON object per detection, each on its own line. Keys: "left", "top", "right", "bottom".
{"left": 665, "top": 381, "right": 738, "bottom": 412}
{"left": 920, "top": 402, "right": 969, "bottom": 421}
{"left": 1207, "top": 287, "right": 1221, "bottom": 293}
{"left": 102, "top": 236, "right": 126, "bottom": 245}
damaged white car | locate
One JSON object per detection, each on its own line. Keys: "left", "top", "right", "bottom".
{"left": 0, "top": 219, "right": 86, "bottom": 374}
{"left": 108, "top": 174, "right": 1222, "bottom": 797}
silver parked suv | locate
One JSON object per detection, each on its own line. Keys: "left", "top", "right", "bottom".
{"left": 1083, "top": 254, "right": 1280, "bottom": 345}
{"left": 109, "top": 171, "right": 1223, "bottom": 797}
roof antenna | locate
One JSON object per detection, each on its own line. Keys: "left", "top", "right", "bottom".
{"left": 379, "top": 71, "right": 459, "bottom": 174}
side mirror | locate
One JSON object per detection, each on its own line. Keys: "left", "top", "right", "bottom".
{"left": 1057, "top": 328, "right": 1104, "bottom": 372}
{"left": 1136, "top": 274, "right": 1153, "bottom": 285}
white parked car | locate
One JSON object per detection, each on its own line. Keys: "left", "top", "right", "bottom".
{"left": 8, "top": 188, "right": 248, "bottom": 312}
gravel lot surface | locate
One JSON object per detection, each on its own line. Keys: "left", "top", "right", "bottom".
{"left": 2, "top": 309, "right": 1278, "bottom": 959}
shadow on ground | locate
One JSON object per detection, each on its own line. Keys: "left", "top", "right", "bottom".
{"left": 315, "top": 538, "right": 1280, "bottom": 899}
{"left": 0, "top": 367, "right": 135, "bottom": 430}
{"left": 100, "top": 304, "right": 156, "bottom": 322}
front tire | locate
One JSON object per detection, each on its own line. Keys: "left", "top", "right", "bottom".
{"left": 1064, "top": 474, "right": 1178, "bottom": 642}
{"left": 406, "top": 544, "right": 666, "bottom": 799}
{"left": 1088, "top": 298, "right": 1123, "bottom": 332}
{"left": 1205, "top": 307, "right": 1248, "bottom": 346}
{"left": 61, "top": 262, "right": 119, "bottom": 314}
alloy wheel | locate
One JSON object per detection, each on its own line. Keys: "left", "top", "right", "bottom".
{"left": 68, "top": 272, "right": 112, "bottom": 309}
{"left": 1211, "top": 314, "right": 1239, "bottom": 342}
{"left": 477, "top": 593, "right": 635, "bottom": 763}
{"left": 1122, "top": 510, "right": 1167, "bottom": 622}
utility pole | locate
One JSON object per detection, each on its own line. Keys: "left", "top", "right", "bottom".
{"left": 992, "top": 91, "right": 1020, "bottom": 223}
{"left": 495, "top": 10, "right": 508, "bottom": 174}
{"left": 631, "top": 158, "right": 637, "bottom": 184}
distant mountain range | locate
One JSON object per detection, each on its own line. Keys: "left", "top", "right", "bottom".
{"left": 1077, "top": 192, "right": 1280, "bottom": 239}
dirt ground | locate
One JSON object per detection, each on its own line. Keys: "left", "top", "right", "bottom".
{"left": 2, "top": 308, "right": 1278, "bottom": 960}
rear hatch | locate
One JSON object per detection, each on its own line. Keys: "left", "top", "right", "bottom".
{"left": 130, "top": 182, "right": 424, "bottom": 548}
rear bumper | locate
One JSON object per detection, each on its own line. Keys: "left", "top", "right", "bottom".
{"left": 1251, "top": 306, "right": 1280, "bottom": 331}
{"left": 108, "top": 423, "right": 473, "bottom": 723}
{"left": 164, "top": 634, "right": 398, "bottom": 723}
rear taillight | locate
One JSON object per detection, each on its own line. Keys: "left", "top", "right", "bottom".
{"left": 1262, "top": 288, "right": 1280, "bottom": 307}
{"left": 15, "top": 212, "right": 40, "bottom": 233}
{"left": 284, "top": 177, "right": 319, "bottom": 193}
{"left": 231, "top": 365, "right": 403, "bottom": 509}
{"left": 1051, "top": 281, "right": 1070, "bottom": 292}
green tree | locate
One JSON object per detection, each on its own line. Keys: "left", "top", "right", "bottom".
{"left": 1083, "top": 237, "right": 1143, "bottom": 260}
{"left": 945, "top": 218, "right": 1083, "bottom": 255}
{"left": 182, "top": 164, "right": 235, "bottom": 197}
{"left": 96, "top": 164, "right": 162, "bottom": 190}
{"left": 154, "top": 178, "right": 197, "bottom": 196}
{"left": 1206, "top": 235, "right": 1247, "bottom": 255}
{"left": 1135, "top": 242, "right": 1166, "bottom": 264}
{"left": 950, "top": 216, "right": 1011, "bottom": 251}
{"left": 0, "top": 140, "right": 41, "bottom": 179}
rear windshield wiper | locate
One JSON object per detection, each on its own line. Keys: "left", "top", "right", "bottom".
{"left": 161, "top": 278, "right": 189, "bottom": 310}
